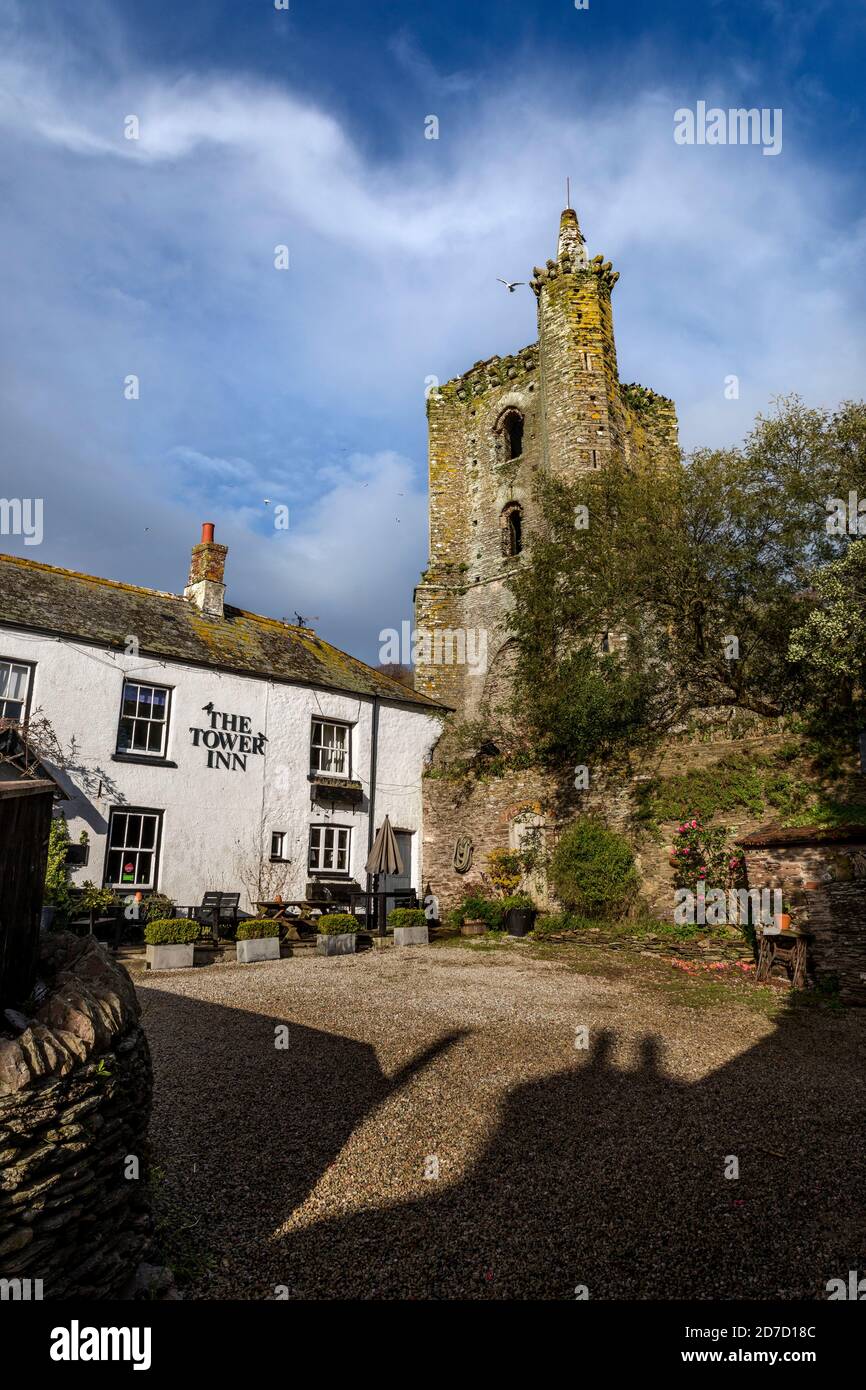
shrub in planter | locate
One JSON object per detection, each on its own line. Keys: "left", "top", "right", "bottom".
{"left": 389, "top": 906, "right": 428, "bottom": 946}
{"left": 484, "top": 848, "right": 522, "bottom": 896}
{"left": 237, "top": 919, "right": 281, "bottom": 940}
{"left": 316, "top": 912, "right": 359, "bottom": 957}
{"left": 144, "top": 919, "right": 199, "bottom": 946}
{"left": 316, "top": 913, "right": 360, "bottom": 935}
{"left": 548, "top": 819, "right": 638, "bottom": 919}
{"left": 144, "top": 917, "right": 198, "bottom": 970}
{"left": 500, "top": 892, "right": 537, "bottom": 936}
{"left": 236, "top": 918, "right": 281, "bottom": 963}
{"left": 388, "top": 908, "right": 426, "bottom": 930}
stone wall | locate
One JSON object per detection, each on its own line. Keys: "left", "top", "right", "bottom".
{"left": 422, "top": 733, "right": 806, "bottom": 914}
{"left": 0, "top": 934, "right": 153, "bottom": 1298}
{"left": 736, "top": 828, "right": 866, "bottom": 1005}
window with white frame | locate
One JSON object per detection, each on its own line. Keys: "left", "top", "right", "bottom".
{"left": 117, "top": 681, "right": 170, "bottom": 757}
{"left": 105, "top": 809, "right": 161, "bottom": 889}
{"left": 0, "top": 659, "right": 32, "bottom": 721}
{"left": 310, "top": 719, "right": 349, "bottom": 777}
{"left": 308, "top": 824, "right": 351, "bottom": 874}
{"left": 270, "top": 831, "right": 288, "bottom": 862}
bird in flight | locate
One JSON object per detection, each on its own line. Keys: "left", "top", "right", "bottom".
{"left": 497, "top": 278, "right": 526, "bottom": 293}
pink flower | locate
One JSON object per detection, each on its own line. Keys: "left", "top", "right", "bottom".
{"left": 691, "top": 819, "right": 698, "bottom": 829}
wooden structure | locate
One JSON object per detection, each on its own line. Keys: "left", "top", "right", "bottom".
{"left": 0, "top": 778, "right": 56, "bottom": 1008}
{"left": 755, "top": 927, "right": 811, "bottom": 990}
{"left": 0, "top": 723, "right": 67, "bottom": 1007}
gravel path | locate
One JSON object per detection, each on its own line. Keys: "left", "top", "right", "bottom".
{"left": 135, "top": 942, "right": 866, "bottom": 1300}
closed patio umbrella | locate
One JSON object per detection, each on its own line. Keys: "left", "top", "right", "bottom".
{"left": 365, "top": 815, "right": 404, "bottom": 936}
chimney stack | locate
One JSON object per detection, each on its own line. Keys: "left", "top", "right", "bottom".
{"left": 184, "top": 521, "right": 227, "bottom": 619}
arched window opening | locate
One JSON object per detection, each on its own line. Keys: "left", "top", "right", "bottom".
{"left": 500, "top": 409, "right": 524, "bottom": 461}
{"left": 501, "top": 502, "right": 523, "bottom": 557}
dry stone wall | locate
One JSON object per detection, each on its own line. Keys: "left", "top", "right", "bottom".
{"left": 0, "top": 933, "right": 153, "bottom": 1298}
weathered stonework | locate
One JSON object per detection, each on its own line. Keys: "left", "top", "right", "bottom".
{"left": 0, "top": 934, "right": 153, "bottom": 1297}
{"left": 415, "top": 207, "right": 681, "bottom": 886}
{"left": 736, "top": 828, "right": 866, "bottom": 1005}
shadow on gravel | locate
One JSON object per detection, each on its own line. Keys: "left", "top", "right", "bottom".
{"left": 140, "top": 987, "right": 465, "bottom": 1286}
{"left": 142, "top": 988, "right": 865, "bottom": 1300}
{"left": 270, "top": 1009, "right": 866, "bottom": 1300}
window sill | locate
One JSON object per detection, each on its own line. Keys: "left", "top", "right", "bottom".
{"left": 111, "top": 753, "right": 177, "bottom": 768}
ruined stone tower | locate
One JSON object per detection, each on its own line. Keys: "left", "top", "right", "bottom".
{"left": 414, "top": 205, "right": 679, "bottom": 722}
{"left": 415, "top": 206, "right": 680, "bottom": 899}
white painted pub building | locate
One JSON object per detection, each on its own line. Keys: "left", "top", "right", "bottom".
{"left": 0, "top": 525, "right": 445, "bottom": 911}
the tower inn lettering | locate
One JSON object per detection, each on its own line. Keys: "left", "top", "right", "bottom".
{"left": 189, "top": 702, "right": 267, "bottom": 772}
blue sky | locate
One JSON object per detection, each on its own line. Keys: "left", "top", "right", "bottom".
{"left": 1, "top": 0, "right": 864, "bottom": 660}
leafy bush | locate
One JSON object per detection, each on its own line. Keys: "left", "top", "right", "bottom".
{"left": 447, "top": 892, "right": 505, "bottom": 931}
{"left": 317, "top": 913, "right": 359, "bottom": 936}
{"left": 144, "top": 918, "right": 199, "bottom": 946}
{"left": 139, "top": 892, "right": 175, "bottom": 923}
{"left": 43, "top": 815, "right": 73, "bottom": 916}
{"left": 237, "top": 918, "right": 281, "bottom": 940}
{"left": 78, "top": 881, "right": 120, "bottom": 914}
{"left": 533, "top": 911, "right": 592, "bottom": 938}
{"left": 499, "top": 892, "right": 536, "bottom": 913}
{"left": 548, "top": 819, "right": 638, "bottom": 919}
{"left": 484, "top": 848, "right": 522, "bottom": 896}
{"left": 388, "top": 908, "right": 426, "bottom": 930}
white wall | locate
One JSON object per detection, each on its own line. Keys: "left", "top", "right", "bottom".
{"left": 2, "top": 627, "right": 442, "bottom": 911}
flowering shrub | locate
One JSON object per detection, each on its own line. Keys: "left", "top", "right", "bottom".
{"left": 670, "top": 816, "right": 746, "bottom": 894}
{"left": 484, "top": 848, "right": 522, "bottom": 897}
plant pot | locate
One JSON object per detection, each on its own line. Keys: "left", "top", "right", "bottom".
{"left": 237, "top": 936, "right": 281, "bottom": 963}
{"left": 776, "top": 913, "right": 792, "bottom": 932}
{"left": 317, "top": 932, "right": 357, "bottom": 956}
{"left": 146, "top": 943, "right": 195, "bottom": 971}
{"left": 460, "top": 919, "right": 486, "bottom": 937}
{"left": 506, "top": 908, "right": 537, "bottom": 937}
{"left": 393, "top": 925, "right": 429, "bottom": 947}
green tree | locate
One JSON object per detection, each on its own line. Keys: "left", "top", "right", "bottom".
{"left": 507, "top": 396, "right": 866, "bottom": 764}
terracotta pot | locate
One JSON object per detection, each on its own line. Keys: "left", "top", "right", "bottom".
{"left": 776, "top": 913, "right": 791, "bottom": 932}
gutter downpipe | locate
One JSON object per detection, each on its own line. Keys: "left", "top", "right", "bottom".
{"left": 367, "top": 694, "right": 381, "bottom": 935}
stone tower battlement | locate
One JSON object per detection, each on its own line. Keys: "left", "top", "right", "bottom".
{"left": 414, "top": 206, "right": 679, "bottom": 721}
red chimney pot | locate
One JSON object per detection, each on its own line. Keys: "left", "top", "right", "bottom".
{"left": 201, "top": 522, "right": 215, "bottom": 544}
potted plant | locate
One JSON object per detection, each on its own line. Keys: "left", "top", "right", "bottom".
{"left": 78, "top": 881, "right": 121, "bottom": 919}
{"left": 138, "top": 892, "right": 176, "bottom": 924}
{"left": 501, "top": 892, "right": 537, "bottom": 937}
{"left": 236, "top": 918, "right": 281, "bottom": 963}
{"left": 448, "top": 892, "right": 504, "bottom": 937}
{"left": 144, "top": 918, "right": 199, "bottom": 971}
{"left": 389, "top": 907, "right": 428, "bottom": 947}
{"left": 316, "top": 912, "right": 359, "bottom": 956}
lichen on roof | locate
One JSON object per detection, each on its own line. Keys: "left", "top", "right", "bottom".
{"left": 0, "top": 553, "right": 445, "bottom": 710}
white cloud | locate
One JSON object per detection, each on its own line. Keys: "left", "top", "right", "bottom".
{"left": 0, "top": 14, "right": 863, "bottom": 662}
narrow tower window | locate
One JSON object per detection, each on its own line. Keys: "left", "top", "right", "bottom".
{"left": 501, "top": 502, "right": 523, "bottom": 557}
{"left": 499, "top": 409, "right": 524, "bottom": 461}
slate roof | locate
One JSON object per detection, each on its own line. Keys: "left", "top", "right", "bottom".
{"left": 0, "top": 553, "right": 446, "bottom": 711}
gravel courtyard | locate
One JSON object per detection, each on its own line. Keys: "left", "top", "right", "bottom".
{"left": 135, "top": 940, "right": 866, "bottom": 1301}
